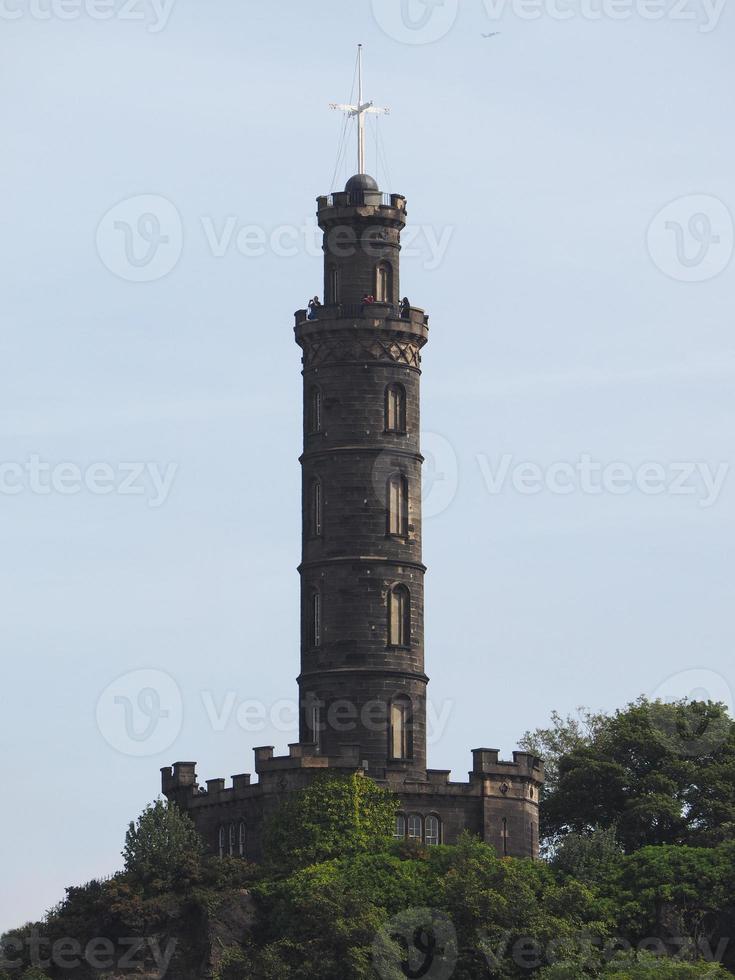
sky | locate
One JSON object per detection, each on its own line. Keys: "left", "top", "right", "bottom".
{"left": 1, "top": 0, "right": 733, "bottom": 933}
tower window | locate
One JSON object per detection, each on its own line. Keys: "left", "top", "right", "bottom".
{"left": 407, "top": 814, "right": 423, "bottom": 841}
{"left": 311, "top": 480, "right": 322, "bottom": 537}
{"left": 309, "top": 387, "right": 322, "bottom": 434}
{"left": 425, "top": 815, "right": 441, "bottom": 846}
{"left": 238, "top": 821, "right": 247, "bottom": 859}
{"left": 390, "top": 695, "right": 413, "bottom": 759}
{"left": 375, "top": 261, "right": 393, "bottom": 303}
{"left": 388, "top": 586, "right": 411, "bottom": 648}
{"left": 502, "top": 817, "right": 509, "bottom": 857}
{"left": 311, "top": 703, "right": 322, "bottom": 753}
{"left": 387, "top": 474, "right": 409, "bottom": 537}
{"left": 394, "top": 814, "right": 407, "bottom": 839}
{"left": 385, "top": 384, "right": 407, "bottom": 434}
{"left": 310, "top": 592, "right": 322, "bottom": 648}
{"left": 329, "top": 266, "right": 340, "bottom": 304}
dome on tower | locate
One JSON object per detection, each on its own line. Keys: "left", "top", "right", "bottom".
{"left": 345, "top": 173, "right": 379, "bottom": 193}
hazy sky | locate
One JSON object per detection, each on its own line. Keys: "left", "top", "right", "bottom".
{"left": 2, "top": 0, "right": 733, "bottom": 932}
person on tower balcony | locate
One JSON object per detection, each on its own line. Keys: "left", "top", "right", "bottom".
{"left": 361, "top": 293, "right": 375, "bottom": 312}
{"left": 400, "top": 297, "right": 411, "bottom": 319}
{"left": 307, "top": 296, "right": 321, "bottom": 320}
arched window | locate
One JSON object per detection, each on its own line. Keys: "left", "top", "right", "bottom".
{"left": 218, "top": 826, "right": 226, "bottom": 859}
{"left": 375, "top": 261, "right": 393, "bottom": 303}
{"left": 407, "top": 814, "right": 423, "bottom": 841}
{"left": 311, "top": 480, "right": 322, "bottom": 537}
{"left": 386, "top": 474, "right": 409, "bottom": 537}
{"left": 310, "top": 592, "right": 322, "bottom": 648}
{"left": 329, "top": 266, "right": 340, "bottom": 304}
{"left": 394, "top": 814, "right": 407, "bottom": 839}
{"left": 385, "top": 384, "right": 406, "bottom": 434}
{"left": 238, "top": 821, "right": 247, "bottom": 858}
{"left": 228, "top": 823, "right": 236, "bottom": 857}
{"left": 388, "top": 586, "right": 411, "bottom": 648}
{"left": 390, "top": 696, "right": 413, "bottom": 759}
{"left": 308, "top": 387, "right": 322, "bottom": 434}
{"left": 425, "top": 815, "right": 441, "bottom": 846}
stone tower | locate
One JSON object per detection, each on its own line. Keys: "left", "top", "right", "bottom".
{"left": 162, "top": 174, "right": 543, "bottom": 862}
{"left": 295, "top": 173, "right": 428, "bottom": 778}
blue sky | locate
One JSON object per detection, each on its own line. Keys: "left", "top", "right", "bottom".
{"left": 2, "top": 0, "right": 733, "bottom": 932}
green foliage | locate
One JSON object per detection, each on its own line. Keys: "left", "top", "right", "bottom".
{"left": 122, "top": 798, "right": 204, "bottom": 892}
{"left": 263, "top": 772, "right": 397, "bottom": 872}
{"left": 527, "top": 698, "right": 735, "bottom": 852}
{"left": 540, "top": 950, "right": 729, "bottom": 977}
{"left": 552, "top": 826, "right": 624, "bottom": 886}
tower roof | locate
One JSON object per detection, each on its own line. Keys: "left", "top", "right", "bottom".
{"left": 345, "top": 173, "right": 379, "bottom": 194}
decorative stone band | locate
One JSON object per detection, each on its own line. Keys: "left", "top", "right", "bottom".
{"left": 299, "top": 334, "right": 423, "bottom": 369}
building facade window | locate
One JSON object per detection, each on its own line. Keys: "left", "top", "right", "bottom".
{"left": 394, "top": 814, "right": 407, "bottom": 839}
{"left": 407, "top": 814, "right": 423, "bottom": 841}
{"left": 502, "top": 817, "right": 509, "bottom": 857}
{"left": 390, "top": 696, "right": 413, "bottom": 760}
{"left": 228, "top": 823, "right": 236, "bottom": 857}
{"left": 218, "top": 826, "right": 226, "bottom": 859}
{"left": 309, "top": 386, "right": 322, "bottom": 434}
{"left": 388, "top": 585, "right": 411, "bottom": 648}
{"left": 238, "top": 822, "right": 247, "bottom": 858}
{"left": 425, "top": 815, "right": 441, "bottom": 846}
{"left": 386, "top": 474, "right": 409, "bottom": 537}
{"left": 311, "top": 480, "right": 322, "bottom": 537}
{"left": 310, "top": 592, "right": 322, "bottom": 648}
{"left": 375, "top": 261, "right": 393, "bottom": 303}
{"left": 385, "top": 384, "right": 407, "bottom": 434}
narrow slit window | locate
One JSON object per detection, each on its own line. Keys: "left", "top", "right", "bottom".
{"left": 387, "top": 475, "right": 409, "bottom": 537}
{"left": 228, "top": 823, "right": 236, "bottom": 857}
{"left": 309, "top": 387, "right": 322, "bottom": 434}
{"left": 238, "top": 822, "right": 247, "bottom": 858}
{"left": 375, "top": 261, "right": 393, "bottom": 303}
{"left": 312, "top": 480, "right": 322, "bottom": 537}
{"left": 329, "top": 267, "right": 340, "bottom": 304}
{"left": 218, "top": 826, "right": 226, "bottom": 860}
{"left": 311, "top": 592, "right": 322, "bottom": 648}
{"left": 385, "top": 384, "right": 407, "bottom": 434}
{"left": 390, "top": 696, "right": 413, "bottom": 759}
{"left": 389, "top": 586, "right": 411, "bottom": 648}
{"left": 311, "top": 704, "right": 321, "bottom": 753}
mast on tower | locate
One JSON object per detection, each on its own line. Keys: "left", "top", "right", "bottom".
{"left": 329, "top": 44, "right": 390, "bottom": 176}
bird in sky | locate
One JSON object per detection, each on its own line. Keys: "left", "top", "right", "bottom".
{"left": 482, "top": 31, "right": 501, "bottom": 37}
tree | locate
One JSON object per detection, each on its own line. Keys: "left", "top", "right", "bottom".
{"left": 263, "top": 773, "right": 397, "bottom": 872}
{"left": 529, "top": 698, "right": 735, "bottom": 852}
{"left": 122, "top": 798, "right": 204, "bottom": 892}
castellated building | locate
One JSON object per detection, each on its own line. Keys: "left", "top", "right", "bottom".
{"left": 162, "top": 171, "right": 543, "bottom": 861}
